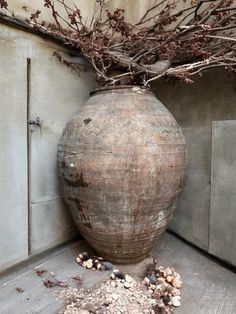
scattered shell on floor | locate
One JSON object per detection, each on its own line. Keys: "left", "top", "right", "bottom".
{"left": 71, "top": 252, "right": 183, "bottom": 313}
{"left": 75, "top": 252, "right": 112, "bottom": 271}
{"left": 59, "top": 277, "right": 158, "bottom": 314}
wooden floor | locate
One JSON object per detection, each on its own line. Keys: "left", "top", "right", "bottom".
{"left": 0, "top": 233, "right": 235, "bottom": 314}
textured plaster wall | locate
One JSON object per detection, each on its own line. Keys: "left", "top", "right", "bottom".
{"left": 6, "top": 0, "right": 96, "bottom": 24}
{"left": 153, "top": 70, "right": 236, "bottom": 265}
{"left": 0, "top": 23, "right": 95, "bottom": 272}
{"left": 6, "top": 0, "right": 188, "bottom": 25}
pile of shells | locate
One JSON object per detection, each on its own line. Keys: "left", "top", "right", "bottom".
{"left": 110, "top": 270, "right": 134, "bottom": 290}
{"left": 59, "top": 275, "right": 157, "bottom": 314}
{"left": 76, "top": 252, "right": 113, "bottom": 271}
{"left": 143, "top": 266, "right": 182, "bottom": 310}
{"left": 69, "top": 252, "right": 182, "bottom": 313}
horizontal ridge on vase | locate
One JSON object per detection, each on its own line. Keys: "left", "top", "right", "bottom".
{"left": 57, "top": 85, "right": 187, "bottom": 264}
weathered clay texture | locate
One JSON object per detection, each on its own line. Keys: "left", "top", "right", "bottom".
{"left": 58, "top": 86, "right": 187, "bottom": 263}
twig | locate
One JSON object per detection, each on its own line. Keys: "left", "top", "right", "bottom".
{"left": 204, "top": 35, "right": 236, "bottom": 43}
{"left": 0, "top": 0, "right": 235, "bottom": 86}
{"left": 136, "top": 0, "right": 167, "bottom": 25}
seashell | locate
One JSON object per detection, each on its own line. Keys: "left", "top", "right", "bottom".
{"left": 76, "top": 257, "right": 82, "bottom": 265}
{"left": 172, "top": 296, "right": 181, "bottom": 307}
{"left": 143, "top": 277, "right": 150, "bottom": 286}
{"left": 166, "top": 275, "right": 173, "bottom": 283}
{"left": 113, "top": 269, "right": 125, "bottom": 280}
{"left": 85, "top": 259, "right": 93, "bottom": 269}
{"left": 125, "top": 274, "right": 133, "bottom": 283}
{"left": 124, "top": 281, "right": 131, "bottom": 289}
{"left": 148, "top": 273, "right": 157, "bottom": 285}
{"left": 102, "top": 262, "right": 114, "bottom": 270}
{"left": 172, "top": 277, "right": 182, "bottom": 289}
{"left": 110, "top": 273, "right": 116, "bottom": 280}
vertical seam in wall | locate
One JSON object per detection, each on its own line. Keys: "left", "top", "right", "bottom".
{"left": 27, "top": 58, "right": 32, "bottom": 256}
{"left": 208, "top": 122, "right": 214, "bottom": 253}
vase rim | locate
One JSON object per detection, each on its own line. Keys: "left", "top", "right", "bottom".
{"left": 90, "top": 85, "right": 155, "bottom": 96}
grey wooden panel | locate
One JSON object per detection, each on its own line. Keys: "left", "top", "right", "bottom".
{"left": 170, "top": 127, "right": 210, "bottom": 250}
{"left": 29, "top": 43, "right": 96, "bottom": 254}
{"left": 0, "top": 36, "right": 28, "bottom": 270}
{"left": 210, "top": 121, "right": 236, "bottom": 266}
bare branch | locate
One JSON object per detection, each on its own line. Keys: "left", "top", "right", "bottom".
{"left": 0, "top": 0, "right": 235, "bottom": 86}
{"left": 136, "top": 0, "right": 167, "bottom": 25}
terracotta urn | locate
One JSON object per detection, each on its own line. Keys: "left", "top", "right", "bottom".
{"left": 57, "top": 86, "right": 187, "bottom": 264}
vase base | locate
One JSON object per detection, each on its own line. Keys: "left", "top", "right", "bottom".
{"left": 98, "top": 253, "right": 150, "bottom": 265}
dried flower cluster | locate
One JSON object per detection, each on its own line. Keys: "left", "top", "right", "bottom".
{"left": 1, "top": 0, "right": 236, "bottom": 86}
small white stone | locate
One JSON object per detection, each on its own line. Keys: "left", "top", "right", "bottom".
{"left": 150, "top": 299, "right": 157, "bottom": 305}
{"left": 110, "top": 273, "right": 116, "bottom": 280}
{"left": 111, "top": 293, "right": 119, "bottom": 301}
{"left": 76, "top": 257, "right": 81, "bottom": 264}
{"left": 96, "top": 263, "right": 102, "bottom": 270}
{"left": 124, "top": 282, "right": 131, "bottom": 289}
{"left": 172, "top": 277, "right": 182, "bottom": 289}
{"left": 111, "top": 281, "right": 117, "bottom": 288}
{"left": 165, "top": 267, "right": 173, "bottom": 276}
{"left": 104, "top": 297, "right": 112, "bottom": 305}
{"left": 155, "top": 284, "right": 164, "bottom": 292}
{"left": 125, "top": 274, "right": 133, "bottom": 283}
{"left": 85, "top": 259, "right": 93, "bottom": 269}
{"left": 173, "top": 272, "right": 181, "bottom": 280}
{"left": 148, "top": 288, "right": 154, "bottom": 294}
{"left": 117, "top": 281, "right": 124, "bottom": 288}
{"left": 143, "top": 277, "right": 150, "bottom": 286}
{"left": 171, "top": 288, "right": 181, "bottom": 296}
{"left": 132, "top": 86, "right": 140, "bottom": 91}
{"left": 172, "top": 296, "right": 181, "bottom": 307}
{"left": 166, "top": 275, "right": 173, "bottom": 283}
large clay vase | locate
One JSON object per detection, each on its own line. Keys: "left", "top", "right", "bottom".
{"left": 57, "top": 86, "right": 187, "bottom": 264}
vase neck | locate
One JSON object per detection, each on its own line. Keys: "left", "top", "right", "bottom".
{"left": 90, "top": 85, "right": 154, "bottom": 96}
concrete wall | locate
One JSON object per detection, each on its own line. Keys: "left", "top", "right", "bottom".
{"left": 6, "top": 0, "right": 190, "bottom": 25}
{"left": 0, "top": 33, "right": 28, "bottom": 269}
{"left": 0, "top": 23, "right": 95, "bottom": 272}
{"left": 153, "top": 71, "right": 236, "bottom": 265}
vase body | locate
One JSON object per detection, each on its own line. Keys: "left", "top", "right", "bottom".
{"left": 57, "top": 86, "right": 187, "bottom": 264}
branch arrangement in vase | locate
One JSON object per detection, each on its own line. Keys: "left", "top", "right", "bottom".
{"left": 1, "top": 0, "right": 235, "bottom": 86}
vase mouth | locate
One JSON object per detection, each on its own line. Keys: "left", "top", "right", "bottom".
{"left": 90, "top": 85, "right": 154, "bottom": 96}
